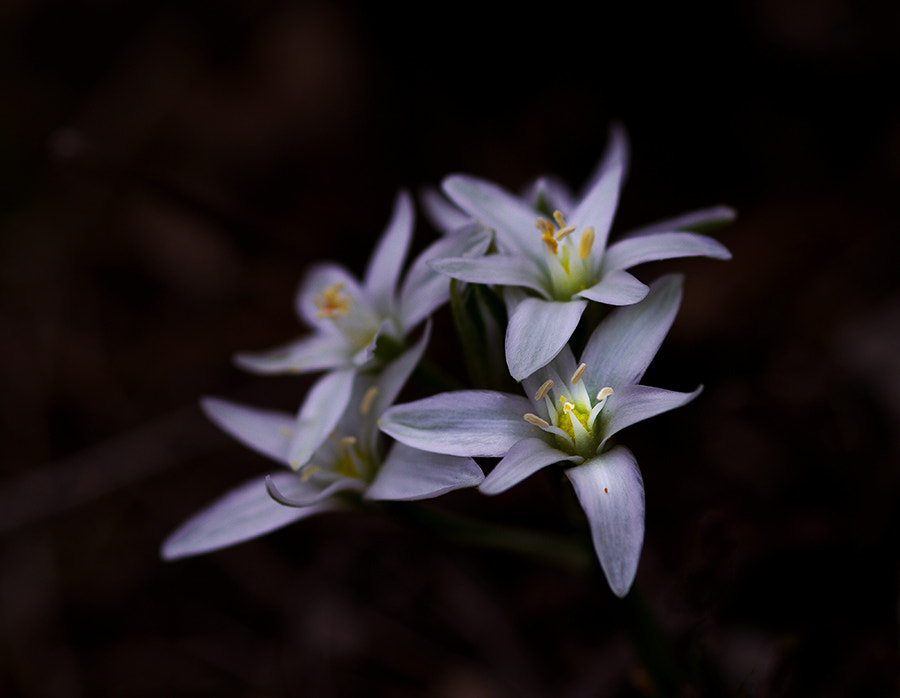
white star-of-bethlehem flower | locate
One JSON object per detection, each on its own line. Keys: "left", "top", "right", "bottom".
{"left": 379, "top": 275, "right": 696, "bottom": 597}
{"left": 162, "top": 330, "right": 484, "bottom": 560}
{"left": 426, "top": 125, "right": 733, "bottom": 381}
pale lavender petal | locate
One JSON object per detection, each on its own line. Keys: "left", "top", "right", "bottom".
{"left": 429, "top": 255, "right": 550, "bottom": 298}
{"left": 266, "top": 472, "right": 366, "bottom": 507}
{"left": 580, "top": 274, "right": 682, "bottom": 393}
{"left": 523, "top": 175, "right": 576, "bottom": 215}
{"left": 160, "top": 473, "right": 331, "bottom": 560}
{"left": 578, "top": 123, "right": 630, "bottom": 200}
{"left": 365, "top": 442, "right": 484, "bottom": 501}
{"left": 200, "top": 397, "right": 294, "bottom": 464}
{"left": 364, "top": 191, "right": 414, "bottom": 315}
{"left": 233, "top": 333, "right": 351, "bottom": 374}
{"left": 506, "top": 298, "right": 587, "bottom": 381}
{"left": 601, "top": 384, "right": 702, "bottom": 445}
{"left": 576, "top": 270, "right": 649, "bottom": 306}
{"left": 623, "top": 205, "right": 736, "bottom": 238}
{"left": 566, "top": 446, "right": 644, "bottom": 598}
{"left": 288, "top": 368, "right": 356, "bottom": 468}
{"left": 442, "top": 175, "right": 543, "bottom": 263}
{"left": 294, "top": 263, "right": 372, "bottom": 330}
{"left": 380, "top": 390, "right": 533, "bottom": 457}
{"left": 420, "top": 186, "right": 472, "bottom": 234}
{"left": 398, "top": 223, "right": 493, "bottom": 330}
{"left": 479, "top": 438, "right": 580, "bottom": 495}
{"left": 600, "top": 232, "right": 731, "bottom": 274}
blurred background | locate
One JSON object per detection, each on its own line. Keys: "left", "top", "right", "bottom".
{"left": 1, "top": 0, "right": 898, "bottom": 695}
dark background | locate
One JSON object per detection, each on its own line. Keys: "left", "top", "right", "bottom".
{"left": 1, "top": 1, "right": 898, "bottom": 696}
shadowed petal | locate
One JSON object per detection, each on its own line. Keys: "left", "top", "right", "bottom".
{"left": 601, "top": 232, "right": 731, "bottom": 275}
{"left": 364, "top": 191, "right": 414, "bottom": 315}
{"left": 602, "top": 385, "right": 702, "bottom": 445}
{"left": 506, "top": 298, "right": 587, "bottom": 381}
{"left": 380, "top": 391, "right": 533, "bottom": 457}
{"left": 576, "top": 270, "right": 649, "bottom": 306}
{"left": 420, "top": 186, "right": 472, "bottom": 234}
{"left": 161, "top": 473, "right": 332, "bottom": 560}
{"left": 430, "top": 255, "right": 550, "bottom": 298}
{"left": 566, "top": 446, "right": 644, "bottom": 597}
{"left": 200, "top": 397, "right": 294, "bottom": 464}
{"left": 623, "top": 204, "right": 736, "bottom": 238}
{"left": 233, "top": 333, "right": 351, "bottom": 375}
{"left": 288, "top": 369, "right": 356, "bottom": 469}
{"left": 365, "top": 443, "right": 484, "bottom": 501}
{"left": 479, "top": 438, "right": 580, "bottom": 495}
{"left": 266, "top": 473, "right": 366, "bottom": 507}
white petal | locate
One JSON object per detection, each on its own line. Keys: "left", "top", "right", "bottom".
{"left": 622, "top": 204, "right": 736, "bottom": 238}
{"left": 365, "top": 442, "right": 484, "bottom": 501}
{"left": 200, "top": 397, "right": 294, "bottom": 464}
{"left": 398, "top": 224, "right": 493, "bottom": 330}
{"left": 419, "top": 186, "right": 472, "bottom": 234}
{"left": 565, "top": 446, "right": 644, "bottom": 597}
{"left": 442, "top": 175, "right": 543, "bottom": 263}
{"left": 602, "top": 384, "right": 702, "bottom": 445}
{"left": 479, "top": 437, "right": 579, "bottom": 495}
{"left": 429, "top": 255, "right": 550, "bottom": 298}
{"left": 506, "top": 298, "right": 587, "bottom": 381}
{"left": 600, "top": 232, "right": 731, "bottom": 275}
{"left": 580, "top": 274, "right": 682, "bottom": 393}
{"left": 160, "top": 473, "right": 331, "bottom": 560}
{"left": 578, "top": 123, "right": 630, "bottom": 200}
{"left": 266, "top": 472, "right": 365, "bottom": 507}
{"left": 379, "top": 390, "right": 533, "bottom": 457}
{"left": 288, "top": 369, "right": 356, "bottom": 468}
{"left": 364, "top": 190, "right": 414, "bottom": 315}
{"left": 576, "top": 270, "right": 649, "bottom": 306}
{"left": 523, "top": 175, "right": 576, "bottom": 215}
{"left": 233, "top": 333, "right": 351, "bottom": 374}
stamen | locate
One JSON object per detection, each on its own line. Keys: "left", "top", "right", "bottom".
{"left": 578, "top": 227, "right": 595, "bottom": 259}
{"left": 300, "top": 464, "right": 322, "bottom": 482}
{"left": 339, "top": 436, "right": 357, "bottom": 449}
{"left": 541, "top": 232, "right": 558, "bottom": 255}
{"left": 596, "top": 387, "right": 614, "bottom": 401}
{"left": 524, "top": 413, "right": 551, "bottom": 429}
{"left": 552, "top": 210, "right": 567, "bottom": 227}
{"left": 314, "top": 282, "right": 352, "bottom": 318}
{"left": 534, "top": 379, "right": 554, "bottom": 401}
{"left": 359, "top": 386, "right": 379, "bottom": 415}
{"left": 560, "top": 396, "right": 575, "bottom": 413}
{"left": 553, "top": 224, "right": 577, "bottom": 241}
{"left": 570, "top": 363, "right": 587, "bottom": 384}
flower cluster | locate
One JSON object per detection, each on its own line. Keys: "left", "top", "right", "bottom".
{"left": 163, "top": 127, "right": 733, "bottom": 598}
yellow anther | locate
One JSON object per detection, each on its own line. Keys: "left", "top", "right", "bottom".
{"left": 360, "top": 386, "right": 379, "bottom": 415}
{"left": 578, "top": 227, "right": 595, "bottom": 259}
{"left": 541, "top": 232, "right": 558, "bottom": 254}
{"left": 534, "top": 379, "right": 554, "bottom": 401}
{"left": 524, "top": 413, "right": 551, "bottom": 428}
{"left": 553, "top": 210, "right": 567, "bottom": 227}
{"left": 554, "top": 225, "right": 577, "bottom": 241}
{"left": 570, "top": 363, "right": 587, "bottom": 384}
{"left": 597, "top": 387, "right": 615, "bottom": 401}
{"left": 559, "top": 396, "right": 575, "bottom": 413}
{"left": 300, "top": 464, "right": 322, "bottom": 482}
{"left": 314, "top": 281, "right": 352, "bottom": 318}
{"left": 535, "top": 218, "right": 554, "bottom": 236}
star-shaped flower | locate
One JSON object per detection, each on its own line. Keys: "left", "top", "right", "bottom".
{"left": 379, "top": 275, "right": 696, "bottom": 596}
{"left": 427, "top": 126, "right": 732, "bottom": 380}
{"left": 162, "top": 330, "right": 484, "bottom": 560}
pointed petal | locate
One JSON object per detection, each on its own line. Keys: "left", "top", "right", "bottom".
{"left": 294, "top": 263, "right": 371, "bottom": 330}
{"left": 266, "top": 472, "right": 366, "bottom": 507}
{"left": 233, "top": 333, "right": 351, "bottom": 374}
{"left": 364, "top": 191, "right": 414, "bottom": 315}
{"left": 365, "top": 442, "right": 484, "bottom": 501}
{"left": 600, "top": 232, "right": 731, "bottom": 274}
{"left": 566, "top": 446, "right": 644, "bottom": 597}
{"left": 379, "top": 390, "right": 533, "bottom": 457}
{"left": 577, "top": 270, "right": 649, "bottom": 306}
{"left": 442, "top": 175, "right": 543, "bottom": 263}
{"left": 506, "top": 298, "right": 587, "bottom": 381}
{"left": 429, "top": 255, "right": 550, "bottom": 298}
{"left": 160, "top": 473, "right": 331, "bottom": 560}
{"left": 581, "top": 274, "right": 682, "bottom": 392}
{"left": 623, "top": 205, "right": 737, "bottom": 238}
{"left": 479, "top": 437, "right": 579, "bottom": 495}
{"left": 523, "top": 175, "right": 576, "bottom": 215}
{"left": 602, "top": 384, "right": 702, "bottom": 445}
{"left": 200, "top": 397, "right": 294, "bottom": 464}
{"left": 420, "top": 186, "right": 472, "bottom": 234}
{"left": 398, "top": 223, "right": 494, "bottom": 330}
{"left": 288, "top": 369, "right": 356, "bottom": 468}
{"left": 578, "top": 123, "right": 630, "bottom": 200}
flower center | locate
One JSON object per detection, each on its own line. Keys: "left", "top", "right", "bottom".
{"left": 535, "top": 211, "right": 597, "bottom": 300}
{"left": 314, "top": 282, "right": 352, "bottom": 318}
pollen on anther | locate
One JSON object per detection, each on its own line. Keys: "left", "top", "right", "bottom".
{"left": 578, "top": 227, "right": 595, "bottom": 259}
{"left": 524, "top": 413, "right": 550, "bottom": 429}
{"left": 570, "top": 363, "right": 587, "bottom": 384}
{"left": 597, "top": 387, "right": 614, "bottom": 401}
{"left": 553, "top": 224, "right": 577, "bottom": 241}
{"left": 360, "top": 386, "right": 379, "bottom": 415}
{"left": 534, "top": 379, "right": 554, "bottom": 401}
{"left": 314, "top": 281, "right": 352, "bottom": 318}
{"left": 541, "top": 232, "right": 558, "bottom": 255}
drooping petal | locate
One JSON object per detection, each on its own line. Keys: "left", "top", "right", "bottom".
{"left": 364, "top": 190, "right": 414, "bottom": 316}
{"left": 160, "top": 473, "right": 332, "bottom": 560}
{"left": 398, "top": 224, "right": 494, "bottom": 330}
{"left": 442, "top": 175, "right": 544, "bottom": 264}
{"left": 622, "top": 204, "right": 736, "bottom": 238}
{"left": 233, "top": 333, "right": 351, "bottom": 375}
{"left": 576, "top": 270, "right": 649, "bottom": 306}
{"left": 429, "top": 255, "right": 550, "bottom": 298}
{"left": 506, "top": 298, "right": 587, "bottom": 382}
{"left": 288, "top": 368, "right": 356, "bottom": 469}
{"left": 601, "top": 384, "right": 702, "bottom": 445}
{"left": 380, "top": 391, "right": 533, "bottom": 457}
{"left": 580, "top": 274, "right": 682, "bottom": 393}
{"left": 600, "top": 232, "right": 731, "bottom": 275}
{"left": 479, "top": 437, "right": 580, "bottom": 495}
{"left": 294, "top": 263, "right": 372, "bottom": 331}
{"left": 365, "top": 442, "right": 484, "bottom": 501}
{"left": 565, "top": 446, "right": 644, "bottom": 597}
{"left": 200, "top": 397, "right": 294, "bottom": 464}
{"left": 266, "top": 472, "right": 366, "bottom": 507}
{"left": 419, "top": 186, "right": 472, "bottom": 234}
